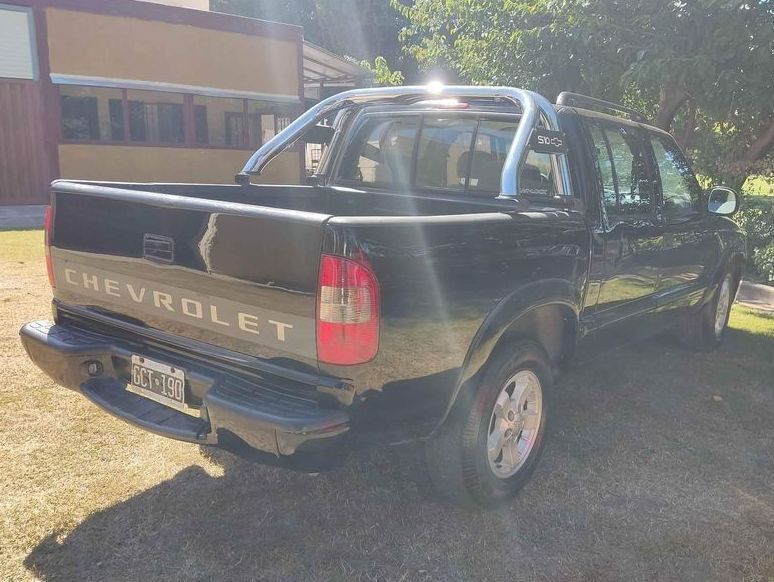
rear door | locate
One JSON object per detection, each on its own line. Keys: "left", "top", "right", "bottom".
{"left": 584, "top": 118, "right": 663, "bottom": 328}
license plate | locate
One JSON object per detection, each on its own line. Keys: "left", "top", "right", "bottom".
{"left": 126, "top": 355, "right": 198, "bottom": 417}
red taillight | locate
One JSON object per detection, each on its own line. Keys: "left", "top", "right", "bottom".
{"left": 317, "top": 254, "right": 380, "bottom": 365}
{"left": 43, "top": 206, "right": 55, "bottom": 287}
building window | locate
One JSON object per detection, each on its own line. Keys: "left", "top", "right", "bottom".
{"left": 61, "top": 95, "right": 98, "bottom": 140}
{"left": 225, "top": 112, "right": 247, "bottom": 146}
{"left": 108, "top": 99, "right": 125, "bottom": 141}
{"left": 0, "top": 6, "right": 37, "bottom": 80}
{"left": 247, "top": 101, "right": 296, "bottom": 147}
{"left": 276, "top": 116, "right": 292, "bottom": 132}
{"left": 194, "top": 105, "right": 208, "bottom": 145}
{"left": 261, "top": 114, "right": 277, "bottom": 144}
{"left": 57, "top": 85, "right": 297, "bottom": 149}
{"left": 60, "top": 86, "right": 124, "bottom": 142}
{"left": 127, "top": 90, "right": 185, "bottom": 144}
{"left": 193, "top": 95, "right": 246, "bottom": 147}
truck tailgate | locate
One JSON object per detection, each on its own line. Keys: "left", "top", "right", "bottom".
{"left": 50, "top": 182, "right": 329, "bottom": 367}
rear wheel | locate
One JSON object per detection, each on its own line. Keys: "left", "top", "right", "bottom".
{"left": 425, "top": 341, "right": 551, "bottom": 507}
{"left": 679, "top": 272, "right": 734, "bottom": 350}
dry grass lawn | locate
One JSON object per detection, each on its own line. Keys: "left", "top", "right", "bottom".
{"left": 1, "top": 229, "right": 773, "bottom": 581}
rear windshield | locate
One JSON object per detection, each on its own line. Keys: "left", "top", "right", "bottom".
{"left": 336, "top": 113, "right": 556, "bottom": 198}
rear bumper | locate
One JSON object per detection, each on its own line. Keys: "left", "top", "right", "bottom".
{"left": 20, "top": 320, "right": 349, "bottom": 467}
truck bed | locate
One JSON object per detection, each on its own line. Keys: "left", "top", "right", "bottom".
{"left": 69, "top": 181, "right": 525, "bottom": 217}
{"left": 47, "top": 180, "right": 524, "bottom": 370}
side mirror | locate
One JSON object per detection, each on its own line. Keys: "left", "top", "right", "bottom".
{"left": 707, "top": 186, "right": 739, "bottom": 216}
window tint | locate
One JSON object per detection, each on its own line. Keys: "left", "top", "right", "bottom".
{"left": 338, "top": 115, "right": 558, "bottom": 196}
{"left": 520, "top": 151, "right": 555, "bottom": 197}
{"left": 339, "top": 116, "right": 419, "bottom": 186}
{"left": 588, "top": 121, "right": 652, "bottom": 217}
{"left": 415, "top": 117, "right": 476, "bottom": 190}
{"left": 588, "top": 123, "right": 616, "bottom": 201}
{"left": 470, "top": 120, "right": 556, "bottom": 196}
{"left": 650, "top": 134, "right": 700, "bottom": 214}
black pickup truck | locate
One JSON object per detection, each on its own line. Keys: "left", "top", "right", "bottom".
{"left": 21, "top": 85, "right": 746, "bottom": 506}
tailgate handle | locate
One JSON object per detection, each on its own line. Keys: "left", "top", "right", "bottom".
{"left": 143, "top": 234, "right": 175, "bottom": 264}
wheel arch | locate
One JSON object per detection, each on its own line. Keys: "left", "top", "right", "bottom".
{"left": 728, "top": 252, "right": 745, "bottom": 298}
{"left": 429, "top": 279, "right": 581, "bottom": 436}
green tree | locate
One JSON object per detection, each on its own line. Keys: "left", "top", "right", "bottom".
{"left": 396, "top": 0, "right": 773, "bottom": 188}
{"left": 360, "top": 55, "right": 405, "bottom": 86}
{"left": 212, "top": 0, "right": 414, "bottom": 79}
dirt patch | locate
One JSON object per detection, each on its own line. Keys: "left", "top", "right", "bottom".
{"left": 2, "top": 230, "right": 773, "bottom": 581}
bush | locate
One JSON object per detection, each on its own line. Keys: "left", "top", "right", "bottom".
{"left": 753, "top": 243, "right": 774, "bottom": 282}
{"left": 735, "top": 196, "right": 774, "bottom": 283}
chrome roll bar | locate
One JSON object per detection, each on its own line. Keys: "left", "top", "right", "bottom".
{"left": 238, "top": 84, "right": 570, "bottom": 200}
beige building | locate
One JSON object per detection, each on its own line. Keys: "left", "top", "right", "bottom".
{"left": 0, "top": 0, "right": 364, "bottom": 205}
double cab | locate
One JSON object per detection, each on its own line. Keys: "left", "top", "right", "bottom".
{"left": 21, "top": 85, "right": 746, "bottom": 506}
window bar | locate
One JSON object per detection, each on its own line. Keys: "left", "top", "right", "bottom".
{"left": 237, "top": 84, "right": 563, "bottom": 200}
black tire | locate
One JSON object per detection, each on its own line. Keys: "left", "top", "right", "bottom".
{"left": 425, "top": 340, "right": 552, "bottom": 507}
{"left": 679, "top": 271, "right": 734, "bottom": 351}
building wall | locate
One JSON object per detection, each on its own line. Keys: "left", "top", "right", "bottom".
{"left": 0, "top": 81, "right": 55, "bottom": 204}
{"left": 45, "top": 8, "right": 299, "bottom": 98}
{"left": 58, "top": 145, "right": 300, "bottom": 184}
{"left": 0, "top": 0, "right": 304, "bottom": 204}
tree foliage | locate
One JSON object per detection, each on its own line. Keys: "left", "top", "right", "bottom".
{"left": 212, "top": 0, "right": 413, "bottom": 77}
{"left": 395, "top": 0, "right": 773, "bottom": 187}
{"left": 360, "top": 56, "right": 405, "bottom": 86}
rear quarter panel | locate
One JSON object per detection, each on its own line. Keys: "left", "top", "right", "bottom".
{"left": 321, "top": 209, "right": 590, "bottom": 442}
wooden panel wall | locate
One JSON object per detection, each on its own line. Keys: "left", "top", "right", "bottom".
{"left": 0, "top": 81, "right": 55, "bottom": 205}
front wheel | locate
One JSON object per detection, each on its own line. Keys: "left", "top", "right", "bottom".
{"left": 679, "top": 272, "right": 734, "bottom": 351}
{"left": 425, "top": 341, "right": 551, "bottom": 507}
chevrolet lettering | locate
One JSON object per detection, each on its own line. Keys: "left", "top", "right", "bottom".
{"left": 56, "top": 262, "right": 295, "bottom": 344}
{"left": 21, "top": 86, "right": 745, "bottom": 506}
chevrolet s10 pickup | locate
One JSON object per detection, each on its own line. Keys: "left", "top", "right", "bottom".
{"left": 20, "top": 86, "right": 746, "bottom": 506}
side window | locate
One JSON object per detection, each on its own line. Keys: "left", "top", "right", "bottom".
{"left": 588, "top": 120, "right": 653, "bottom": 220}
{"left": 521, "top": 150, "right": 556, "bottom": 197}
{"left": 338, "top": 116, "right": 420, "bottom": 186}
{"left": 470, "top": 120, "right": 556, "bottom": 196}
{"left": 588, "top": 123, "right": 616, "bottom": 204}
{"left": 650, "top": 134, "right": 701, "bottom": 215}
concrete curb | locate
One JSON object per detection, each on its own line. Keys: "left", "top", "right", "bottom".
{"left": 737, "top": 280, "right": 774, "bottom": 312}
{"left": 0, "top": 205, "right": 46, "bottom": 230}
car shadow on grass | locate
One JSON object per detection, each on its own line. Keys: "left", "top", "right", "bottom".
{"left": 24, "top": 326, "right": 774, "bottom": 582}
